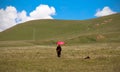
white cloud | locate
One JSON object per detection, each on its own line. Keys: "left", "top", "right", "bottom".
{"left": 0, "top": 4, "right": 56, "bottom": 32}
{"left": 16, "top": 10, "right": 29, "bottom": 23}
{"left": 30, "top": 5, "right": 56, "bottom": 20}
{"left": 95, "top": 6, "right": 117, "bottom": 17}
{"left": 0, "top": 6, "right": 17, "bottom": 31}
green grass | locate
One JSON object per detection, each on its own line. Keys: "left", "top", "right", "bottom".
{"left": 0, "top": 43, "right": 120, "bottom": 72}
{"left": 0, "top": 14, "right": 120, "bottom": 45}
{"left": 0, "top": 14, "right": 120, "bottom": 72}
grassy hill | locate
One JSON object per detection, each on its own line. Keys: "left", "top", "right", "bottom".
{"left": 0, "top": 14, "right": 120, "bottom": 72}
{"left": 0, "top": 13, "right": 120, "bottom": 46}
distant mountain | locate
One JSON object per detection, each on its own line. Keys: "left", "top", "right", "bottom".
{"left": 0, "top": 13, "right": 120, "bottom": 45}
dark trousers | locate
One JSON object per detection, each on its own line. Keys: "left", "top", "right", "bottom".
{"left": 57, "top": 51, "right": 61, "bottom": 57}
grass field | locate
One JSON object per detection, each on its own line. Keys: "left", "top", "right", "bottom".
{"left": 0, "top": 14, "right": 120, "bottom": 72}
{"left": 0, "top": 43, "right": 120, "bottom": 72}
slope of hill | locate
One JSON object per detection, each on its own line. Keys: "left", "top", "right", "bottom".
{"left": 0, "top": 13, "right": 120, "bottom": 46}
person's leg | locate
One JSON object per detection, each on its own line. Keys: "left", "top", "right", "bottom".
{"left": 58, "top": 51, "right": 61, "bottom": 57}
{"left": 57, "top": 51, "right": 59, "bottom": 57}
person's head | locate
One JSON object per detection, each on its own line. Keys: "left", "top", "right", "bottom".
{"left": 57, "top": 45, "right": 61, "bottom": 47}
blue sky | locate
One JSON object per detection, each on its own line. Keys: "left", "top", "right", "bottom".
{"left": 0, "top": 0, "right": 120, "bottom": 20}
{"left": 0, "top": 0, "right": 120, "bottom": 31}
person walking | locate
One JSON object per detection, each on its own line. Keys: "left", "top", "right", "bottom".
{"left": 56, "top": 45, "right": 62, "bottom": 57}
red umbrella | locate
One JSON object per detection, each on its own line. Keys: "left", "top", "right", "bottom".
{"left": 57, "top": 41, "right": 65, "bottom": 45}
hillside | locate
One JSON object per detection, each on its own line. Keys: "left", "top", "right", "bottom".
{"left": 0, "top": 13, "right": 120, "bottom": 46}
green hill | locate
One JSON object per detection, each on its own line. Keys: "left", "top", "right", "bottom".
{"left": 0, "top": 13, "right": 120, "bottom": 46}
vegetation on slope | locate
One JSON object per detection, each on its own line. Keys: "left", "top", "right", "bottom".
{"left": 0, "top": 13, "right": 120, "bottom": 46}
{"left": 0, "top": 14, "right": 120, "bottom": 72}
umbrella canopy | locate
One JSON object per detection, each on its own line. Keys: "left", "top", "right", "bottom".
{"left": 57, "top": 41, "right": 65, "bottom": 45}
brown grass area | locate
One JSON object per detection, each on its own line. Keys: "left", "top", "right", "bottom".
{"left": 0, "top": 43, "right": 120, "bottom": 72}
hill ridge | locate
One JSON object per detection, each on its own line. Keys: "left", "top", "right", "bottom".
{"left": 0, "top": 13, "right": 120, "bottom": 45}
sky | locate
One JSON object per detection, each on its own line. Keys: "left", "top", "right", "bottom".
{"left": 0, "top": 0, "right": 120, "bottom": 32}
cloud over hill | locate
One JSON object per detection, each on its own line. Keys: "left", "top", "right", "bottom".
{"left": 95, "top": 6, "right": 117, "bottom": 17}
{"left": 0, "top": 4, "right": 56, "bottom": 32}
